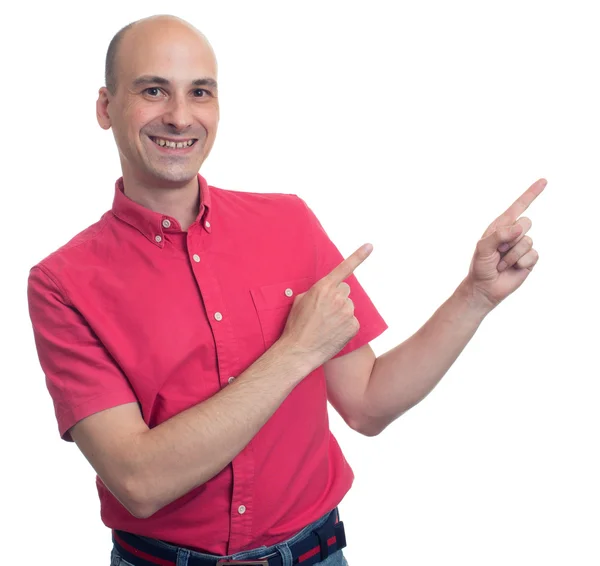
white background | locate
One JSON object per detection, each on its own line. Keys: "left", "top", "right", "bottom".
{"left": 2, "top": 1, "right": 599, "bottom": 565}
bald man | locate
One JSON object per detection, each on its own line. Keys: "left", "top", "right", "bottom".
{"left": 28, "top": 14, "right": 544, "bottom": 566}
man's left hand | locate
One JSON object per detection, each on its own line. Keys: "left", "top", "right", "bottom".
{"left": 465, "top": 178, "right": 547, "bottom": 310}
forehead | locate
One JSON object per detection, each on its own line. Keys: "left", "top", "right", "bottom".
{"left": 118, "top": 23, "right": 217, "bottom": 84}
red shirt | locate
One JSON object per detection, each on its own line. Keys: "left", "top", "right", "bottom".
{"left": 27, "top": 175, "right": 388, "bottom": 555}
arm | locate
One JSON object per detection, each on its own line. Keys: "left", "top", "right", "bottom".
{"left": 326, "top": 179, "right": 545, "bottom": 436}
{"left": 71, "top": 339, "right": 311, "bottom": 519}
{"left": 325, "top": 279, "right": 489, "bottom": 437}
{"left": 30, "top": 245, "right": 370, "bottom": 519}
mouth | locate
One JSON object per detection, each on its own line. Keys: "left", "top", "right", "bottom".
{"left": 148, "top": 136, "right": 198, "bottom": 152}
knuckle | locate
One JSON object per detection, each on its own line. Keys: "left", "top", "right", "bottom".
{"left": 517, "top": 258, "right": 528, "bottom": 269}
{"left": 518, "top": 249, "right": 538, "bottom": 268}
{"left": 503, "top": 249, "right": 517, "bottom": 264}
{"left": 339, "top": 282, "right": 351, "bottom": 294}
{"left": 313, "top": 279, "right": 327, "bottom": 292}
{"left": 304, "top": 285, "right": 317, "bottom": 299}
{"left": 314, "top": 284, "right": 330, "bottom": 300}
{"left": 519, "top": 216, "right": 532, "bottom": 228}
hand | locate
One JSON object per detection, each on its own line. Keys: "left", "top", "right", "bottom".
{"left": 465, "top": 178, "right": 546, "bottom": 310}
{"left": 279, "top": 243, "right": 373, "bottom": 370}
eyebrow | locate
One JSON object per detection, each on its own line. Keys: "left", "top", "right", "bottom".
{"left": 132, "top": 75, "right": 218, "bottom": 89}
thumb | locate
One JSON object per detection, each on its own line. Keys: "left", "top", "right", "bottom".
{"left": 478, "top": 223, "right": 522, "bottom": 256}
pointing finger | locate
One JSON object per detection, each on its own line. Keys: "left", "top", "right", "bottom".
{"left": 496, "top": 178, "right": 547, "bottom": 225}
{"left": 324, "top": 244, "right": 373, "bottom": 285}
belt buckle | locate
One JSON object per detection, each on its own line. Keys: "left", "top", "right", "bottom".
{"left": 216, "top": 561, "right": 269, "bottom": 565}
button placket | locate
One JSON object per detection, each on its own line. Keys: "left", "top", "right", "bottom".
{"left": 229, "top": 446, "right": 255, "bottom": 552}
{"left": 185, "top": 240, "right": 250, "bottom": 552}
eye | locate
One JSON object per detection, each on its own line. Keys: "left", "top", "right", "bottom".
{"left": 193, "top": 89, "right": 212, "bottom": 98}
{"left": 144, "top": 87, "right": 162, "bottom": 97}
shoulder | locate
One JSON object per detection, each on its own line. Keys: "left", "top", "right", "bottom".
{"left": 210, "top": 184, "right": 305, "bottom": 208}
{"left": 209, "top": 184, "right": 310, "bottom": 222}
{"left": 29, "top": 211, "right": 113, "bottom": 282}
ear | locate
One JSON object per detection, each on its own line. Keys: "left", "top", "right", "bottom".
{"left": 96, "top": 87, "right": 112, "bottom": 130}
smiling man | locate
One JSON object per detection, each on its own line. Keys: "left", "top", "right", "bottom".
{"left": 27, "top": 14, "right": 544, "bottom": 566}
{"left": 99, "top": 17, "right": 220, "bottom": 230}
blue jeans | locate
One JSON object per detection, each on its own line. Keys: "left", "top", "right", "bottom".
{"left": 110, "top": 509, "right": 349, "bottom": 566}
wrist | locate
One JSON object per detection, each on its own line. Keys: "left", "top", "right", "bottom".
{"left": 455, "top": 277, "right": 496, "bottom": 320}
{"left": 268, "top": 337, "right": 320, "bottom": 383}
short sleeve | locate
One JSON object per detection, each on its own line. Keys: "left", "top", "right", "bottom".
{"left": 27, "top": 266, "right": 139, "bottom": 441}
{"left": 297, "top": 197, "right": 388, "bottom": 358}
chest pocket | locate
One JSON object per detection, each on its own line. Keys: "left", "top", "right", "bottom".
{"left": 250, "top": 277, "right": 312, "bottom": 349}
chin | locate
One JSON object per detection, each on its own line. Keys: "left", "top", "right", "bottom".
{"left": 151, "top": 166, "right": 200, "bottom": 186}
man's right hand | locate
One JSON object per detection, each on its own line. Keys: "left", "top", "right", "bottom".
{"left": 278, "top": 243, "right": 373, "bottom": 371}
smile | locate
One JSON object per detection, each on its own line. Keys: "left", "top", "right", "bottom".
{"left": 150, "top": 136, "right": 196, "bottom": 149}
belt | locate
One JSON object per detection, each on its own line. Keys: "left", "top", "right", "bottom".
{"left": 112, "top": 509, "right": 346, "bottom": 566}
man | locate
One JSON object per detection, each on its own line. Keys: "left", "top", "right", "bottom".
{"left": 27, "top": 14, "right": 544, "bottom": 566}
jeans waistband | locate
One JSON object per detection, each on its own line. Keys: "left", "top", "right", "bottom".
{"left": 112, "top": 507, "right": 346, "bottom": 566}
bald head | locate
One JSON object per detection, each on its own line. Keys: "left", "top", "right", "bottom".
{"left": 104, "top": 15, "right": 216, "bottom": 95}
{"left": 97, "top": 14, "right": 220, "bottom": 187}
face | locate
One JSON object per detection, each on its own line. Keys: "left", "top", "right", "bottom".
{"left": 97, "top": 20, "right": 219, "bottom": 187}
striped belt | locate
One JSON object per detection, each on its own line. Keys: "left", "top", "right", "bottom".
{"left": 112, "top": 509, "right": 346, "bottom": 566}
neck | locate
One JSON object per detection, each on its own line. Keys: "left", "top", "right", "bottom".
{"left": 122, "top": 171, "right": 201, "bottom": 231}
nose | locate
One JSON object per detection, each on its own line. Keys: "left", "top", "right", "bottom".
{"left": 162, "top": 94, "right": 193, "bottom": 132}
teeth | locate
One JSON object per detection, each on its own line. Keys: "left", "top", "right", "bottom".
{"left": 152, "top": 137, "right": 194, "bottom": 148}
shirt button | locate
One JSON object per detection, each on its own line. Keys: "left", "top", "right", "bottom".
{"left": 238, "top": 505, "right": 246, "bottom": 515}
{"left": 162, "top": 219, "right": 171, "bottom": 228}
{"left": 155, "top": 235, "right": 162, "bottom": 243}
{"left": 192, "top": 254, "right": 200, "bottom": 263}
{"left": 205, "top": 221, "right": 211, "bottom": 228}
{"left": 284, "top": 288, "right": 293, "bottom": 297}
{"left": 214, "top": 312, "right": 223, "bottom": 321}
{"left": 228, "top": 376, "right": 235, "bottom": 384}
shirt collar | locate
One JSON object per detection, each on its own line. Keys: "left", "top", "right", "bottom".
{"left": 111, "top": 174, "right": 212, "bottom": 246}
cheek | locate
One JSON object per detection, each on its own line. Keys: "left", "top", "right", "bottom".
{"left": 198, "top": 103, "right": 220, "bottom": 131}
{"left": 123, "top": 103, "right": 156, "bottom": 138}
{"left": 129, "top": 113, "right": 148, "bottom": 138}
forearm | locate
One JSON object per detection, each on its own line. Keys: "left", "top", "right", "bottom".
{"left": 362, "top": 278, "right": 491, "bottom": 434}
{"left": 129, "top": 340, "right": 310, "bottom": 517}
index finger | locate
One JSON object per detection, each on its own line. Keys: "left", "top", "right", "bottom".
{"left": 497, "top": 178, "right": 547, "bottom": 224}
{"left": 324, "top": 243, "right": 373, "bottom": 285}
